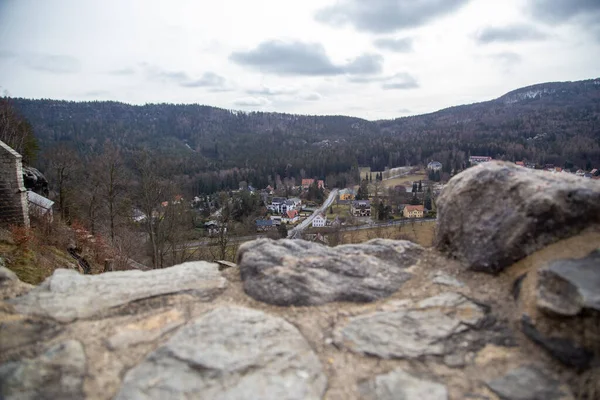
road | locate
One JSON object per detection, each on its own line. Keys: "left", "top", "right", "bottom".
{"left": 288, "top": 189, "right": 338, "bottom": 239}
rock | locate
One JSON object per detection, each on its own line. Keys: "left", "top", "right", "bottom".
{"left": 0, "top": 315, "right": 63, "bottom": 354}
{"left": 443, "top": 353, "right": 466, "bottom": 368}
{"left": 435, "top": 161, "right": 600, "bottom": 273}
{"left": 115, "top": 306, "right": 326, "bottom": 400}
{"left": 0, "top": 266, "right": 33, "bottom": 300}
{"left": 0, "top": 266, "right": 18, "bottom": 283}
{"left": 21, "top": 165, "right": 49, "bottom": 196}
{"left": 486, "top": 365, "right": 574, "bottom": 400}
{"left": 521, "top": 315, "right": 592, "bottom": 369}
{"left": 359, "top": 368, "right": 448, "bottom": 400}
{"left": 9, "top": 261, "right": 227, "bottom": 323}
{"left": 237, "top": 238, "right": 422, "bottom": 306}
{"left": 432, "top": 271, "right": 464, "bottom": 287}
{"left": 537, "top": 249, "right": 600, "bottom": 316}
{"left": 335, "top": 292, "right": 486, "bottom": 359}
{"left": 106, "top": 309, "right": 186, "bottom": 350}
{"left": 0, "top": 340, "right": 86, "bottom": 399}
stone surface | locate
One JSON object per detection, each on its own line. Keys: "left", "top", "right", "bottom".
{"left": 521, "top": 315, "right": 592, "bottom": 369}
{"left": 435, "top": 161, "right": 600, "bottom": 273}
{"left": 359, "top": 368, "right": 448, "bottom": 400}
{"left": 106, "top": 309, "right": 186, "bottom": 350}
{"left": 335, "top": 292, "right": 486, "bottom": 358}
{"left": 8, "top": 261, "right": 226, "bottom": 322}
{"left": 0, "top": 315, "right": 63, "bottom": 354}
{"left": 0, "top": 340, "right": 86, "bottom": 399}
{"left": 537, "top": 249, "right": 600, "bottom": 316}
{"left": 486, "top": 365, "right": 574, "bottom": 400}
{"left": 0, "top": 266, "right": 33, "bottom": 300}
{"left": 237, "top": 238, "right": 422, "bottom": 306}
{"left": 432, "top": 271, "right": 464, "bottom": 287}
{"left": 115, "top": 306, "right": 327, "bottom": 400}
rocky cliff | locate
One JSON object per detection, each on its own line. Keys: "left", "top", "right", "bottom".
{"left": 1, "top": 161, "right": 599, "bottom": 400}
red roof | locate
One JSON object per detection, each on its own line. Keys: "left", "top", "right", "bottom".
{"left": 516, "top": 161, "right": 525, "bottom": 166}
{"left": 286, "top": 210, "right": 298, "bottom": 219}
{"left": 302, "top": 179, "right": 314, "bottom": 186}
{"left": 405, "top": 205, "right": 424, "bottom": 212}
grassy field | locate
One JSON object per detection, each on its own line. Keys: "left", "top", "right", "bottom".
{"left": 341, "top": 220, "right": 436, "bottom": 248}
{"left": 381, "top": 172, "right": 426, "bottom": 188}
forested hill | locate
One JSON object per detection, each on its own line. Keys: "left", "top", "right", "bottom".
{"left": 9, "top": 77, "right": 600, "bottom": 193}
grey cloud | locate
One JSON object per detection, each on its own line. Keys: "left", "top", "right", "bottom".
{"left": 298, "top": 92, "right": 322, "bottom": 101}
{"left": 348, "top": 72, "right": 419, "bottom": 90}
{"left": 475, "top": 24, "right": 547, "bottom": 44}
{"left": 23, "top": 54, "right": 81, "bottom": 74}
{"left": 234, "top": 96, "right": 271, "bottom": 107}
{"left": 315, "top": 0, "right": 471, "bottom": 33}
{"left": 144, "top": 65, "right": 228, "bottom": 90}
{"left": 246, "top": 86, "right": 298, "bottom": 96}
{"left": 381, "top": 73, "right": 419, "bottom": 90}
{"left": 398, "top": 108, "right": 412, "bottom": 114}
{"left": 373, "top": 37, "right": 414, "bottom": 53}
{"left": 180, "top": 72, "right": 226, "bottom": 88}
{"left": 230, "top": 40, "right": 382, "bottom": 76}
{"left": 345, "top": 53, "right": 383, "bottom": 75}
{"left": 0, "top": 50, "right": 16, "bottom": 59}
{"left": 108, "top": 68, "right": 136, "bottom": 76}
{"left": 529, "top": 0, "right": 600, "bottom": 24}
{"left": 83, "top": 90, "right": 110, "bottom": 97}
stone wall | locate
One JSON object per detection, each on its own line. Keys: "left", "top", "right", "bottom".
{"left": 0, "top": 140, "right": 29, "bottom": 228}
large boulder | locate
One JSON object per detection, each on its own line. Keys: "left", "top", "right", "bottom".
{"left": 0, "top": 340, "right": 86, "bottom": 399}
{"left": 436, "top": 161, "right": 600, "bottom": 273}
{"left": 359, "top": 368, "right": 448, "bottom": 400}
{"left": 486, "top": 365, "right": 574, "bottom": 400}
{"left": 114, "top": 306, "right": 327, "bottom": 400}
{"left": 334, "top": 292, "right": 487, "bottom": 359}
{"left": 8, "top": 261, "right": 227, "bottom": 322}
{"left": 21, "top": 165, "right": 49, "bottom": 196}
{"left": 537, "top": 249, "right": 600, "bottom": 316}
{"left": 237, "top": 238, "right": 423, "bottom": 306}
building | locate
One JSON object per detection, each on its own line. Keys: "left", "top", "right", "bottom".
{"left": 515, "top": 161, "right": 525, "bottom": 167}
{"left": 469, "top": 156, "right": 492, "bottom": 165}
{"left": 338, "top": 188, "right": 356, "bottom": 201}
{"left": 351, "top": 200, "right": 371, "bottom": 217}
{"left": 427, "top": 161, "right": 442, "bottom": 171}
{"left": 301, "top": 179, "right": 325, "bottom": 189}
{"left": 312, "top": 214, "right": 327, "bottom": 228}
{"left": 27, "top": 190, "right": 54, "bottom": 222}
{"left": 282, "top": 210, "right": 299, "bottom": 224}
{"left": 256, "top": 219, "right": 275, "bottom": 232}
{"left": 403, "top": 205, "right": 424, "bottom": 218}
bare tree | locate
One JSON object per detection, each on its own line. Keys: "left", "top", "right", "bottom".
{"left": 46, "top": 144, "right": 80, "bottom": 222}
{"left": 96, "top": 142, "right": 128, "bottom": 243}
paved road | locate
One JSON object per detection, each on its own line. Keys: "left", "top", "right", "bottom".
{"left": 288, "top": 189, "right": 339, "bottom": 239}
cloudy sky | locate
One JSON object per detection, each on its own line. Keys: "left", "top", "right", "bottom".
{"left": 0, "top": 0, "right": 599, "bottom": 119}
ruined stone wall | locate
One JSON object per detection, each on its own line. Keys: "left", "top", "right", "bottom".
{"left": 0, "top": 140, "right": 29, "bottom": 228}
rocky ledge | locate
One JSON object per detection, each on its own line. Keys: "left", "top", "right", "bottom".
{"left": 1, "top": 161, "right": 599, "bottom": 399}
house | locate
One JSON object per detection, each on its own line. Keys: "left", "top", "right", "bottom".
{"left": 351, "top": 200, "right": 371, "bottom": 217}
{"left": 205, "top": 221, "right": 226, "bottom": 236}
{"left": 403, "top": 205, "right": 424, "bottom": 218}
{"left": 576, "top": 169, "right": 585, "bottom": 176}
{"left": 584, "top": 173, "right": 593, "bottom": 179}
{"left": 312, "top": 214, "right": 327, "bottom": 228}
{"left": 289, "top": 197, "right": 302, "bottom": 208}
{"left": 427, "top": 161, "right": 443, "bottom": 171}
{"left": 515, "top": 161, "right": 525, "bottom": 167}
{"left": 27, "top": 190, "right": 54, "bottom": 222}
{"left": 256, "top": 219, "right": 275, "bottom": 232}
{"left": 268, "top": 197, "right": 287, "bottom": 213}
{"left": 282, "top": 210, "right": 299, "bottom": 224}
{"left": 338, "top": 188, "right": 356, "bottom": 201}
{"left": 280, "top": 199, "right": 297, "bottom": 214}
{"left": 469, "top": 156, "right": 492, "bottom": 165}
{"left": 591, "top": 168, "right": 599, "bottom": 176}
{"left": 301, "top": 179, "right": 325, "bottom": 189}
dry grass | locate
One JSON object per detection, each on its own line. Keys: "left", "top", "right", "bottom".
{"left": 341, "top": 220, "right": 436, "bottom": 247}
{"left": 381, "top": 173, "right": 427, "bottom": 188}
